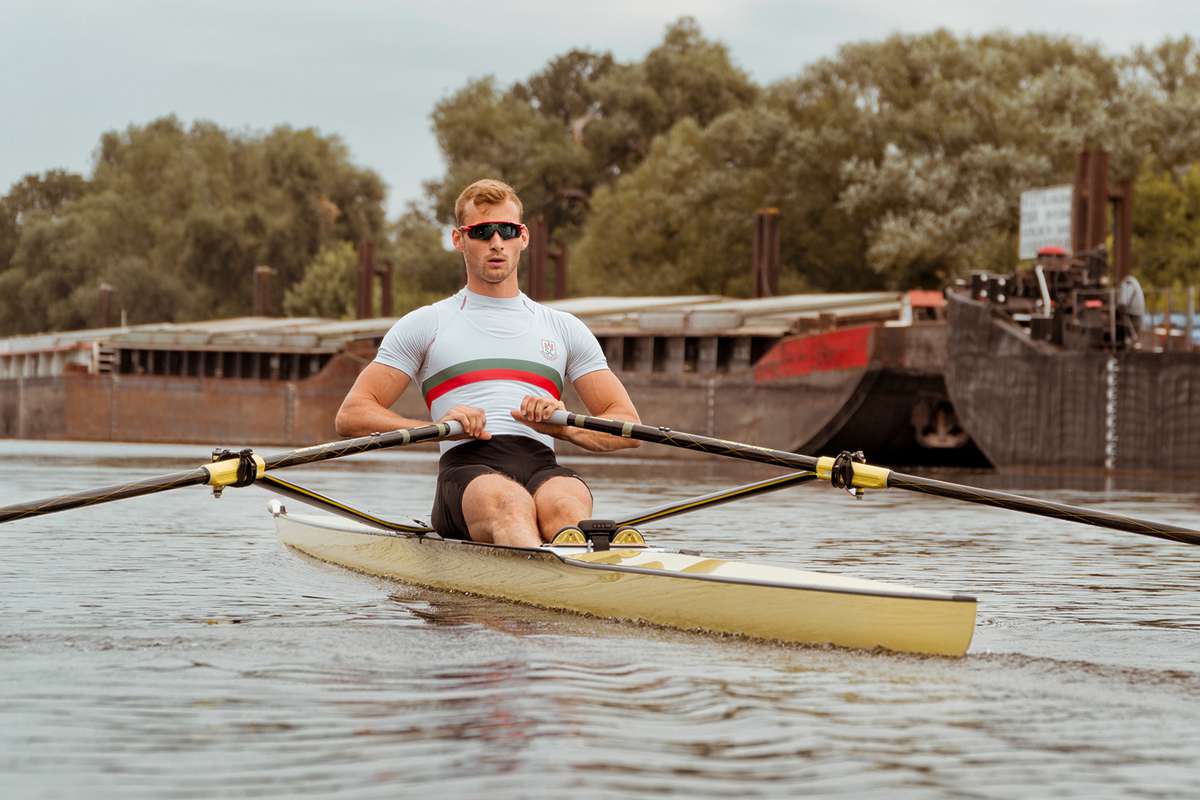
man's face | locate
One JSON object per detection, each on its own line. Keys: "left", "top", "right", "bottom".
{"left": 452, "top": 199, "right": 528, "bottom": 293}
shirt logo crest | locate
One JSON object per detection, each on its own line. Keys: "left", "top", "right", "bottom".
{"left": 540, "top": 338, "right": 559, "bottom": 361}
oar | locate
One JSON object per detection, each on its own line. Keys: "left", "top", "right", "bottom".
{"left": 259, "top": 474, "right": 434, "bottom": 534}
{"left": 0, "top": 421, "right": 462, "bottom": 524}
{"left": 615, "top": 471, "right": 817, "bottom": 528}
{"left": 548, "top": 411, "right": 1200, "bottom": 547}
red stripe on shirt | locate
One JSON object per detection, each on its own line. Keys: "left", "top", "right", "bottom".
{"left": 424, "top": 368, "right": 562, "bottom": 407}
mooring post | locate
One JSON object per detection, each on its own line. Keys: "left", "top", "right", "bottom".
{"left": 753, "top": 208, "right": 781, "bottom": 298}
{"left": 253, "top": 265, "right": 275, "bottom": 316}
{"left": 378, "top": 259, "right": 394, "bottom": 318}
{"left": 356, "top": 240, "right": 375, "bottom": 319}
{"left": 527, "top": 218, "right": 548, "bottom": 300}
{"left": 97, "top": 282, "right": 113, "bottom": 328}
{"left": 1186, "top": 287, "right": 1196, "bottom": 352}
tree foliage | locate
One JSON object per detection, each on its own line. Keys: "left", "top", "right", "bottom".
{"left": 426, "top": 17, "right": 757, "bottom": 249}
{"left": 388, "top": 205, "right": 463, "bottom": 309}
{"left": 430, "top": 24, "right": 1200, "bottom": 295}
{"left": 0, "top": 116, "right": 386, "bottom": 334}
{"left": 282, "top": 241, "right": 359, "bottom": 319}
{"left": 1132, "top": 164, "right": 1200, "bottom": 288}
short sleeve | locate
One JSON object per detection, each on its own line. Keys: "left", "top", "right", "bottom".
{"left": 375, "top": 304, "right": 438, "bottom": 380}
{"left": 559, "top": 311, "right": 609, "bottom": 383}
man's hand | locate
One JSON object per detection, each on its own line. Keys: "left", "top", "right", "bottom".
{"left": 511, "top": 395, "right": 567, "bottom": 436}
{"left": 439, "top": 405, "right": 490, "bottom": 440}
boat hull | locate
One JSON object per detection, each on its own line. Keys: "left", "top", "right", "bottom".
{"left": 273, "top": 511, "right": 976, "bottom": 657}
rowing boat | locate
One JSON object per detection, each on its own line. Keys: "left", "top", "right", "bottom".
{"left": 270, "top": 500, "right": 977, "bottom": 657}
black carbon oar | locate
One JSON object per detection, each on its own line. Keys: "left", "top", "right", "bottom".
{"left": 0, "top": 421, "right": 461, "bottom": 524}
{"left": 259, "top": 474, "right": 434, "bottom": 533}
{"left": 616, "top": 471, "right": 817, "bottom": 528}
{"left": 548, "top": 411, "right": 1200, "bottom": 547}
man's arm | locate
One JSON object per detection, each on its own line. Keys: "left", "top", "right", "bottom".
{"left": 513, "top": 369, "right": 640, "bottom": 452}
{"left": 335, "top": 362, "right": 422, "bottom": 437}
{"left": 335, "top": 363, "right": 490, "bottom": 439}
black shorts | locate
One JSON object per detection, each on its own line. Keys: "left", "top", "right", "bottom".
{"left": 430, "top": 435, "right": 587, "bottom": 540}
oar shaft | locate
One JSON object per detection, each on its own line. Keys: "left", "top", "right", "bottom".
{"left": 264, "top": 421, "right": 460, "bottom": 471}
{"left": 888, "top": 473, "right": 1200, "bottom": 546}
{"left": 0, "top": 420, "right": 463, "bottom": 525}
{"left": 0, "top": 468, "right": 210, "bottom": 524}
{"left": 618, "top": 471, "right": 817, "bottom": 528}
{"left": 259, "top": 474, "right": 433, "bottom": 533}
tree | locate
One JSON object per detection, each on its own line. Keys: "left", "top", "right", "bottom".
{"left": 428, "top": 77, "right": 594, "bottom": 239}
{"left": 0, "top": 169, "right": 89, "bottom": 272}
{"left": 583, "top": 17, "right": 758, "bottom": 180}
{"left": 425, "top": 17, "right": 758, "bottom": 263}
{"left": 388, "top": 205, "right": 463, "bottom": 311}
{"left": 282, "top": 241, "right": 359, "bottom": 318}
{"left": 786, "top": 31, "right": 1126, "bottom": 285}
{"left": 1125, "top": 37, "right": 1200, "bottom": 174}
{"left": 0, "top": 116, "right": 387, "bottom": 334}
{"left": 1132, "top": 164, "right": 1200, "bottom": 288}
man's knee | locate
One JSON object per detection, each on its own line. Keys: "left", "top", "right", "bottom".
{"left": 463, "top": 474, "right": 534, "bottom": 518}
{"left": 533, "top": 477, "right": 592, "bottom": 532}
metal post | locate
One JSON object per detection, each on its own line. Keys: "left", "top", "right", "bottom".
{"left": 97, "top": 282, "right": 113, "bottom": 328}
{"left": 253, "top": 265, "right": 274, "bottom": 316}
{"left": 753, "top": 208, "right": 781, "bottom": 298}
{"left": 1087, "top": 150, "right": 1108, "bottom": 251}
{"left": 527, "top": 218, "right": 547, "bottom": 300}
{"left": 1071, "top": 150, "right": 1089, "bottom": 255}
{"left": 378, "top": 260, "right": 394, "bottom": 318}
{"left": 1114, "top": 180, "right": 1132, "bottom": 282}
{"left": 553, "top": 242, "right": 569, "bottom": 299}
{"left": 1165, "top": 290, "right": 1174, "bottom": 352}
{"left": 356, "top": 241, "right": 375, "bottom": 319}
{"left": 1187, "top": 286, "right": 1196, "bottom": 352}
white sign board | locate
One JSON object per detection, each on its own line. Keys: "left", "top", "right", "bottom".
{"left": 1019, "top": 185, "right": 1073, "bottom": 259}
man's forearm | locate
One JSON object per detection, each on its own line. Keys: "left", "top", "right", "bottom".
{"left": 335, "top": 398, "right": 430, "bottom": 437}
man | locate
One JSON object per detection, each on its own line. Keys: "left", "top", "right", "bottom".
{"left": 335, "top": 178, "right": 640, "bottom": 547}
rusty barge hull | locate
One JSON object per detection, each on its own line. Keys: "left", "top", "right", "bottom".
{"left": 0, "top": 327, "right": 982, "bottom": 466}
{"left": 944, "top": 293, "right": 1200, "bottom": 472}
{"left": 0, "top": 299, "right": 982, "bottom": 466}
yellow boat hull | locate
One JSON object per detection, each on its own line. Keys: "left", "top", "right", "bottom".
{"left": 273, "top": 509, "right": 976, "bottom": 657}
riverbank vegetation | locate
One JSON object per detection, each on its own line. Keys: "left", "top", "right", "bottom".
{"left": 2, "top": 21, "right": 1198, "bottom": 333}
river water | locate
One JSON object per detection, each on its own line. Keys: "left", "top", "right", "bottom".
{"left": 2, "top": 439, "right": 1198, "bottom": 799}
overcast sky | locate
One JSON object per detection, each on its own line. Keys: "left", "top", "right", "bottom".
{"left": 3, "top": 1, "right": 1197, "bottom": 217}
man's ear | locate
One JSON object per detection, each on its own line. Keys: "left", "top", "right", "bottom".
{"left": 451, "top": 228, "right": 464, "bottom": 252}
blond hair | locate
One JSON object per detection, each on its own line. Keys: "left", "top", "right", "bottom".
{"left": 454, "top": 179, "right": 523, "bottom": 225}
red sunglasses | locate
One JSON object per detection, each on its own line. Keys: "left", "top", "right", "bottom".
{"left": 458, "top": 221, "right": 526, "bottom": 241}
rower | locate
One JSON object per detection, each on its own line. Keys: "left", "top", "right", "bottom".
{"left": 334, "top": 179, "right": 640, "bottom": 548}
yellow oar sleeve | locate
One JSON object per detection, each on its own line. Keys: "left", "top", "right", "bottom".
{"left": 815, "top": 457, "right": 891, "bottom": 490}
{"left": 204, "top": 454, "right": 267, "bottom": 487}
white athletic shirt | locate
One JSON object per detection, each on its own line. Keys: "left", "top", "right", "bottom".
{"left": 375, "top": 288, "right": 609, "bottom": 453}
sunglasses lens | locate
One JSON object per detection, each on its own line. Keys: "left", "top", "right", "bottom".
{"left": 466, "top": 222, "right": 521, "bottom": 240}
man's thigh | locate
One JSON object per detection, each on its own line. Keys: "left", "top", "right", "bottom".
{"left": 460, "top": 472, "right": 536, "bottom": 543}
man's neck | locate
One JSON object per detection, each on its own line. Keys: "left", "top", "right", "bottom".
{"left": 464, "top": 277, "right": 520, "bottom": 298}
